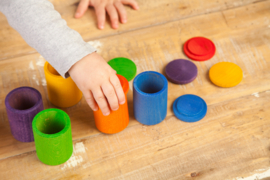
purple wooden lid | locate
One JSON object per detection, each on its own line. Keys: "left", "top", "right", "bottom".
{"left": 165, "top": 59, "right": 198, "bottom": 84}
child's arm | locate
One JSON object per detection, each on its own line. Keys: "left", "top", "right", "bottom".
{"left": 0, "top": 0, "right": 125, "bottom": 116}
{"left": 75, "top": 0, "right": 139, "bottom": 29}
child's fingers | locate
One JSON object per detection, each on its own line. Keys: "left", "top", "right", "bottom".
{"left": 110, "top": 75, "right": 126, "bottom": 105}
{"left": 121, "top": 0, "right": 139, "bottom": 10}
{"left": 101, "top": 83, "right": 119, "bottom": 111}
{"left": 93, "top": 88, "right": 110, "bottom": 116}
{"left": 95, "top": 5, "right": 106, "bottom": 29}
{"left": 114, "top": 2, "right": 127, "bottom": 24}
{"left": 75, "top": 0, "right": 90, "bottom": 18}
{"left": 83, "top": 90, "right": 98, "bottom": 111}
{"left": 105, "top": 5, "right": 119, "bottom": 29}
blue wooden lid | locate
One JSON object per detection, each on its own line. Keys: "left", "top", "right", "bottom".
{"left": 173, "top": 94, "right": 207, "bottom": 122}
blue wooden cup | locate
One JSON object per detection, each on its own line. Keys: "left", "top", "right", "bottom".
{"left": 133, "top": 71, "right": 168, "bottom": 125}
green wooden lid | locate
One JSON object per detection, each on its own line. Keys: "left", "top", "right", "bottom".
{"left": 108, "top": 57, "right": 137, "bottom": 81}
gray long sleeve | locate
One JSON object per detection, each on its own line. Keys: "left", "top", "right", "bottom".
{"left": 0, "top": 0, "right": 96, "bottom": 78}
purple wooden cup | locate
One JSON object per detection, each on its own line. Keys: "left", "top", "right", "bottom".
{"left": 5, "top": 87, "right": 44, "bottom": 142}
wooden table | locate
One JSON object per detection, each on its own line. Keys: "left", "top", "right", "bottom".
{"left": 1, "top": 0, "right": 270, "bottom": 179}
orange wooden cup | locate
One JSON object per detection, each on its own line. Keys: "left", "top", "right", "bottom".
{"left": 94, "top": 75, "right": 129, "bottom": 134}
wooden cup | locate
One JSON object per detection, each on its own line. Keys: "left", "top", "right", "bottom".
{"left": 44, "top": 61, "right": 82, "bottom": 108}
{"left": 94, "top": 75, "right": 129, "bottom": 134}
{"left": 5, "top": 87, "right": 44, "bottom": 142}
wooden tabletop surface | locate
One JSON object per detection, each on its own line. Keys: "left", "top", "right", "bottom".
{"left": 1, "top": 0, "right": 270, "bottom": 179}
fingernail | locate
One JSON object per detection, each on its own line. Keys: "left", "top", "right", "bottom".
{"left": 75, "top": 12, "right": 80, "bottom": 17}
{"left": 99, "top": 25, "right": 104, "bottom": 29}
{"left": 122, "top": 19, "right": 127, "bottom": 23}
{"left": 103, "top": 111, "right": 110, "bottom": 116}
{"left": 112, "top": 106, "right": 119, "bottom": 111}
{"left": 93, "top": 107, "right": 98, "bottom": 111}
{"left": 120, "top": 100, "right": 125, "bottom": 105}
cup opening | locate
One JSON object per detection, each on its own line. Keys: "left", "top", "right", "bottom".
{"left": 35, "top": 111, "right": 67, "bottom": 134}
{"left": 135, "top": 72, "right": 165, "bottom": 94}
{"left": 47, "top": 63, "right": 60, "bottom": 76}
{"left": 7, "top": 88, "right": 40, "bottom": 110}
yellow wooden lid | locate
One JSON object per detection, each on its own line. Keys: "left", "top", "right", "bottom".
{"left": 209, "top": 62, "right": 243, "bottom": 88}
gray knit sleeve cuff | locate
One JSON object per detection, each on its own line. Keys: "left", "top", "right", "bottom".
{"left": 59, "top": 43, "right": 97, "bottom": 78}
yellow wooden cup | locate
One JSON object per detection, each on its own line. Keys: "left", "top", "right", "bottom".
{"left": 44, "top": 61, "right": 82, "bottom": 108}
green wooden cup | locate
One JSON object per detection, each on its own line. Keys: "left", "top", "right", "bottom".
{"left": 32, "top": 108, "right": 73, "bottom": 165}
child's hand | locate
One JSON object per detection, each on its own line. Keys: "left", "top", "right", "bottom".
{"left": 69, "top": 52, "right": 126, "bottom": 116}
{"left": 75, "top": 0, "right": 139, "bottom": 29}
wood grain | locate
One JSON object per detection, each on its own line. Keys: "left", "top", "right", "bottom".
{"left": 0, "top": 0, "right": 262, "bottom": 60}
{"left": 0, "top": 0, "right": 270, "bottom": 160}
{"left": 1, "top": 90, "right": 270, "bottom": 179}
{"left": 0, "top": 0, "right": 270, "bottom": 179}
